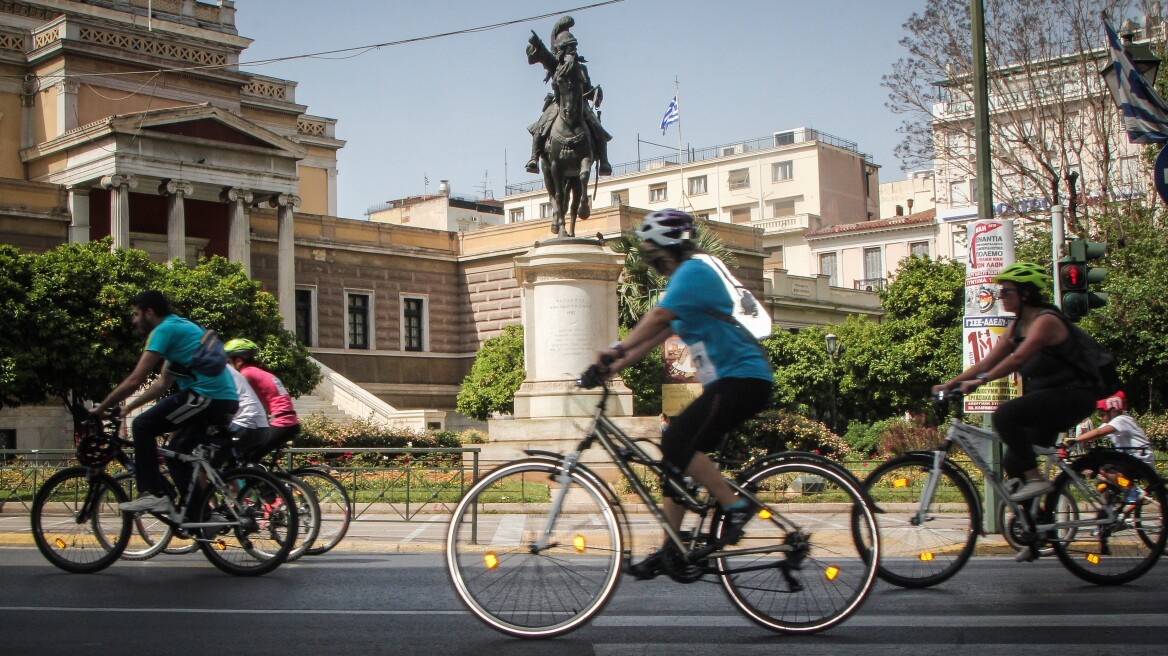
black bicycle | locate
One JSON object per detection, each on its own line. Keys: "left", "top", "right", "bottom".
{"left": 31, "top": 408, "right": 299, "bottom": 576}
{"left": 445, "top": 365, "right": 880, "bottom": 638}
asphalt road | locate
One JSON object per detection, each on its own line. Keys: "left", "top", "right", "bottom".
{"left": 2, "top": 547, "right": 1167, "bottom": 655}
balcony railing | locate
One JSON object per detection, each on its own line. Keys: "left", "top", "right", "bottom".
{"left": 752, "top": 214, "right": 814, "bottom": 234}
{"left": 853, "top": 277, "right": 887, "bottom": 292}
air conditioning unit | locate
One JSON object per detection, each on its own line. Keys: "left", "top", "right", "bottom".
{"left": 721, "top": 144, "right": 745, "bottom": 156}
{"left": 471, "top": 216, "right": 479, "bottom": 222}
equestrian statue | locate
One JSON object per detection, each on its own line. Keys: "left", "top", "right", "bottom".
{"left": 526, "top": 16, "right": 613, "bottom": 238}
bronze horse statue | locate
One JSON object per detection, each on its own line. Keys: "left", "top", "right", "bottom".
{"left": 527, "top": 17, "right": 612, "bottom": 238}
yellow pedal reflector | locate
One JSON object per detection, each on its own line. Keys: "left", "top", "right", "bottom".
{"left": 573, "top": 535, "right": 586, "bottom": 553}
{"left": 214, "top": 540, "right": 227, "bottom": 551}
{"left": 1117, "top": 476, "right": 1131, "bottom": 488}
{"left": 892, "top": 478, "right": 909, "bottom": 488}
{"left": 1086, "top": 553, "right": 1100, "bottom": 565}
{"left": 484, "top": 552, "right": 499, "bottom": 570}
{"left": 54, "top": 538, "right": 66, "bottom": 549}
{"left": 1098, "top": 483, "right": 1110, "bottom": 492}
{"left": 758, "top": 509, "right": 772, "bottom": 520}
{"left": 824, "top": 565, "right": 840, "bottom": 581}
{"left": 919, "top": 551, "right": 935, "bottom": 562}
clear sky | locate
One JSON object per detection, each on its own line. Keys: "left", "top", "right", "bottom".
{"left": 234, "top": 0, "right": 929, "bottom": 220}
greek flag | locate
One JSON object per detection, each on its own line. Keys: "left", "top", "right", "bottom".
{"left": 1103, "top": 20, "right": 1168, "bottom": 144}
{"left": 660, "top": 96, "right": 679, "bottom": 135}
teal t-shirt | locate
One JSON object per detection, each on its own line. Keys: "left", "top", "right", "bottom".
{"left": 657, "top": 257, "right": 773, "bottom": 386}
{"left": 145, "top": 315, "right": 237, "bottom": 401}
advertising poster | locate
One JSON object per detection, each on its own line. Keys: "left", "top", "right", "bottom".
{"left": 962, "top": 219, "right": 1019, "bottom": 414}
{"left": 660, "top": 334, "right": 702, "bottom": 417}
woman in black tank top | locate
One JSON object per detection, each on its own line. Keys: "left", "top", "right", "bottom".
{"left": 935, "top": 263, "right": 1096, "bottom": 503}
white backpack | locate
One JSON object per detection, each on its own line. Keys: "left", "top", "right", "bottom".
{"left": 692, "top": 254, "right": 773, "bottom": 340}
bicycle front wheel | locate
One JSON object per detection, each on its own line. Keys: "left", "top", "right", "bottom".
{"left": 275, "top": 472, "right": 320, "bottom": 562}
{"left": 194, "top": 468, "right": 298, "bottom": 576}
{"left": 31, "top": 467, "right": 131, "bottom": 573}
{"left": 112, "top": 472, "right": 174, "bottom": 561}
{"left": 1051, "top": 451, "right": 1167, "bottom": 585}
{"left": 718, "top": 457, "right": 879, "bottom": 634}
{"left": 863, "top": 454, "right": 978, "bottom": 588}
{"left": 292, "top": 467, "right": 352, "bottom": 555}
{"left": 446, "top": 458, "right": 623, "bottom": 638}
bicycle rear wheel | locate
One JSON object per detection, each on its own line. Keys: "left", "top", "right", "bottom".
{"left": 1051, "top": 451, "right": 1167, "bottom": 585}
{"left": 31, "top": 467, "right": 131, "bottom": 573}
{"left": 717, "top": 457, "right": 878, "bottom": 634}
{"left": 446, "top": 458, "right": 623, "bottom": 638}
{"left": 194, "top": 468, "right": 298, "bottom": 576}
{"left": 292, "top": 467, "right": 352, "bottom": 555}
{"left": 862, "top": 454, "right": 978, "bottom": 588}
{"left": 275, "top": 472, "right": 320, "bottom": 562}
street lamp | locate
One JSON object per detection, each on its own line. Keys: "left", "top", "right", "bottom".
{"left": 825, "top": 333, "right": 840, "bottom": 434}
{"left": 1102, "top": 27, "right": 1162, "bottom": 107}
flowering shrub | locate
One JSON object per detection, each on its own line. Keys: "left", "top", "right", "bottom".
{"left": 875, "top": 416, "right": 945, "bottom": 457}
{"left": 1132, "top": 412, "right": 1168, "bottom": 452}
{"left": 719, "top": 410, "right": 852, "bottom": 465}
{"left": 297, "top": 413, "right": 462, "bottom": 467}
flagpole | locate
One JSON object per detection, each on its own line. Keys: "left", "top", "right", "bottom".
{"left": 675, "top": 77, "right": 688, "bottom": 210}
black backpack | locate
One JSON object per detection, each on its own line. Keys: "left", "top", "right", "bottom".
{"left": 1051, "top": 313, "right": 1122, "bottom": 397}
{"left": 170, "top": 328, "right": 228, "bottom": 378}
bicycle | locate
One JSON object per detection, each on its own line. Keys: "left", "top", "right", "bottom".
{"left": 31, "top": 408, "right": 299, "bottom": 576}
{"left": 221, "top": 440, "right": 323, "bottom": 562}
{"left": 445, "top": 365, "right": 880, "bottom": 638}
{"left": 863, "top": 390, "right": 1167, "bottom": 588}
{"left": 243, "top": 442, "right": 353, "bottom": 556}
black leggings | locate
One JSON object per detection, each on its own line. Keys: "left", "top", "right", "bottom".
{"left": 992, "top": 386, "right": 1097, "bottom": 479}
{"left": 661, "top": 377, "right": 773, "bottom": 471}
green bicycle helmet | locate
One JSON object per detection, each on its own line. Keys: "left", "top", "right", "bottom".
{"left": 993, "top": 262, "right": 1052, "bottom": 288}
{"left": 223, "top": 337, "right": 260, "bottom": 356}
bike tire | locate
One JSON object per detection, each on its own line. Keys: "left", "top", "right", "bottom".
{"left": 292, "top": 467, "right": 352, "bottom": 555}
{"left": 863, "top": 453, "right": 979, "bottom": 588}
{"left": 1051, "top": 451, "right": 1167, "bottom": 585}
{"left": 274, "top": 471, "right": 321, "bottom": 562}
{"left": 717, "top": 457, "right": 879, "bottom": 634}
{"left": 445, "top": 458, "right": 623, "bottom": 638}
{"left": 31, "top": 467, "right": 132, "bottom": 574}
{"left": 111, "top": 472, "right": 174, "bottom": 560}
{"left": 194, "top": 468, "right": 298, "bottom": 576}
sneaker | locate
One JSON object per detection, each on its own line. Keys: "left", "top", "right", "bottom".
{"left": 119, "top": 493, "right": 172, "bottom": 514}
{"left": 1014, "top": 545, "right": 1039, "bottom": 562}
{"left": 720, "top": 501, "right": 759, "bottom": 545}
{"left": 627, "top": 546, "right": 674, "bottom": 581}
{"left": 1008, "top": 479, "right": 1054, "bottom": 502}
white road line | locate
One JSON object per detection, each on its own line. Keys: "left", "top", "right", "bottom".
{"left": 594, "top": 645, "right": 1146, "bottom": 656}
{"left": 489, "top": 514, "right": 525, "bottom": 546}
{"left": 399, "top": 515, "right": 444, "bottom": 543}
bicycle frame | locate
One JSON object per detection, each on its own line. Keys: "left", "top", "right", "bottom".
{"left": 151, "top": 443, "right": 245, "bottom": 534}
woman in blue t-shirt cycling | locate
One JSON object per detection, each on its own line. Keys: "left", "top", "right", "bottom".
{"left": 594, "top": 209, "right": 774, "bottom": 579}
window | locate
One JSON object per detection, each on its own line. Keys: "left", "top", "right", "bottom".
{"left": 910, "top": 241, "right": 930, "bottom": 258}
{"left": 509, "top": 208, "right": 525, "bottom": 223}
{"left": 539, "top": 202, "right": 553, "bottom": 219}
{"left": 768, "top": 197, "right": 797, "bottom": 218}
{"left": 696, "top": 212, "right": 711, "bottom": 222}
{"left": 730, "top": 206, "right": 752, "bottom": 224}
{"left": 819, "top": 253, "right": 838, "bottom": 286}
{"left": 295, "top": 288, "right": 315, "bottom": 347}
{"left": 774, "top": 130, "right": 796, "bottom": 146}
{"left": 772, "top": 161, "right": 793, "bottom": 182}
{"left": 610, "top": 189, "right": 628, "bottom": 206}
{"left": 346, "top": 291, "right": 372, "bottom": 350}
{"left": 728, "top": 168, "right": 750, "bottom": 190}
{"left": 402, "top": 295, "right": 426, "bottom": 352}
{"left": 687, "top": 175, "right": 707, "bottom": 196}
{"left": 649, "top": 183, "right": 668, "bottom": 202}
{"left": 863, "top": 247, "right": 882, "bottom": 280}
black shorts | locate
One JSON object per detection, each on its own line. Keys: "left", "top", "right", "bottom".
{"left": 660, "top": 377, "right": 772, "bottom": 471}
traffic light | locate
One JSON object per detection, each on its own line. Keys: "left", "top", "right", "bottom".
{"left": 1059, "top": 238, "right": 1108, "bottom": 321}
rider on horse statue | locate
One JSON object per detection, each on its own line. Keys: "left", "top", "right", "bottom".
{"left": 526, "top": 16, "right": 613, "bottom": 177}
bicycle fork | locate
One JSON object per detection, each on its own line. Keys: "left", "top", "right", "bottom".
{"left": 913, "top": 450, "right": 948, "bottom": 526}
{"left": 533, "top": 452, "right": 581, "bottom": 552}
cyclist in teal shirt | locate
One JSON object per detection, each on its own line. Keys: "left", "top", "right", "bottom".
{"left": 594, "top": 209, "right": 773, "bottom": 579}
{"left": 91, "top": 290, "right": 238, "bottom": 514}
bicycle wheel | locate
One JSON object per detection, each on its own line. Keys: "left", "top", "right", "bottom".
{"left": 717, "top": 457, "right": 879, "bottom": 634}
{"left": 193, "top": 468, "right": 298, "bottom": 576}
{"left": 112, "top": 472, "right": 174, "bottom": 560}
{"left": 293, "top": 467, "right": 352, "bottom": 555}
{"left": 863, "top": 454, "right": 979, "bottom": 588}
{"left": 31, "top": 467, "right": 131, "bottom": 573}
{"left": 1051, "top": 451, "right": 1167, "bottom": 585}
{"left": 446, "top": 458, "right": 623, "bottom": 638}
{"left": 274, "top": 472, "right": 320, "bottom": 562}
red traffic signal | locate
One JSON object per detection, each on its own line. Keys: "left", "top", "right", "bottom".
{"left": 1059, "top": 261, "right": 1087, "bottom": 291}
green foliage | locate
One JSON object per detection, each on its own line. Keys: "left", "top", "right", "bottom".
{"left": 758, "top": 325, "right": 833, "bottom": 423}
{"left": 297, "top": 412, "right": 461, "bottom": 466}
{"left": 874, "top": 416, "right": 945, "bottom": 458}
{"left": 719, "top": 409, "right": 851, "bottom": 466}
{"left": 0, "top": 245, "right": 41, "bottom": 408}
{"left": 617, "top": 325, "right": 663, "bottom": 415}
{"left": 456, "top": 324, "right": 526, "bottom": 420}
{"left": 842, "top": 418, "right": 897, "bottom": 457}
{"left": 1131, "top": 412, "right": 1168, "bottom": 452}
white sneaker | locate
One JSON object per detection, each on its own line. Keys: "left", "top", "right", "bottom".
{"left": 119, "top": 493, "right": 172, "bottom": 513}
{"left": 1009, "top": 479, "right": 1054, "bottom": 502}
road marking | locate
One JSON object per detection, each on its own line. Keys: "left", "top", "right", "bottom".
{"left": 594, "top": 646, "right": 1152, "bottom": 656}
{"left": 399, "top": 515, "right": 444, "bottom": 543}
{"left": 490, "top": 514, "right": 525, "bottom": 546}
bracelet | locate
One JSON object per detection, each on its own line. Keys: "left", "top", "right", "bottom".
{"left": 613, "top": 343, "right": 627, "bottom": 359}
{"left": 975, "top": 373, "right": 990, "bottom": 382}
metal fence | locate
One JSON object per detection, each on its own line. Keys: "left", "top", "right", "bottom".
{"left": 0, "top": 447, "right": 480, "bottom": 523}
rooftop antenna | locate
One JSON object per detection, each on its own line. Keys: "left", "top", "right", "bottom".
{"left": 476, "top": 170, "right": 493, "bottom": 200}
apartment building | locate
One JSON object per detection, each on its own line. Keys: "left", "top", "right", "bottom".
{"left": 365, "top": 182, "right": 504, "bottom": 232}
{"left": 502, "top": 127, "right": 881, "bottom": 276}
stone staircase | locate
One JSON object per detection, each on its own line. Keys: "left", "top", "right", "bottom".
{"left": 290, "top": 393, "right": 350, "bottom": 423}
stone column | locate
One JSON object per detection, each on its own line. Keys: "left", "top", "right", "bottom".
{"left": 271, "top": 193, "right": 301, "bottom": 330}
{"left": 220, "top": 186, "right": 253, "bottom": 275}
{"left": 100, "top": 174, "right": 137, "bottom": 251}
{"left": 67, "top": 186, "right": 90, "bottom": 244}
{"left": 159, "top": 179, "right": 193, "bottom": 264}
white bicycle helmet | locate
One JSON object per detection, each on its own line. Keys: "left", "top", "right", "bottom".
{"left": 635, "top": 209, "right": 695, "bottom": 247}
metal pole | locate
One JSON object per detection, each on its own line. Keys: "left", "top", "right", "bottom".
{"left": 1051, "top": 204, "right": 1065, "bottom": 308}
{"left": 972, "top": 0, "right": 994, "bottom": 222}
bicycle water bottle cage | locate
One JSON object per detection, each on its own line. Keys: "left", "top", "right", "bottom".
{"left": 76, "top": 433, "right": 117, "bottom": 467}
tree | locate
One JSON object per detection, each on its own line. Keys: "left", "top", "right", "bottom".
{"left": 456, "top": 324, "right": 526, "bottom": 420}
{"left": 885, "top": 0, "right": 1156, "bottom": 232}
{"left": 0, "top": 245, "right": 42, "bottom": 408}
